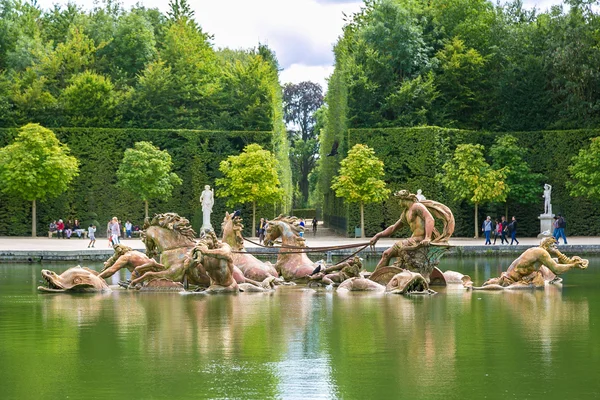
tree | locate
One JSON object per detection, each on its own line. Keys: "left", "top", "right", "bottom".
{"left": 331, "top": 144, "right": 390, "bottom": 238}
{"left": 0, "top": 123, "right": 79, "bottom": 236}
{"left": 216, "top": 143, "right": 283, "bottom": 236}
{"left": 60, "top": 71, "right": 120, "bottom": 127}
{"left": 490, "top": 134, "right": 544, "bottom": 217}
{"left": 441, "top": 143, "right": 508, "bottom": 238}
{"left": 283, "top": 81, "right": 324, "bottom": 206}
{"left": 567, "top": 136, "right": 600, "bottom": 200}
{"left": 116, "top": 141, "right": 182, "bottom": 219}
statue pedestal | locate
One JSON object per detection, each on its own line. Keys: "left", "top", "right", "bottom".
{"left": 537, "top": 214, "right": 555, "bottom": 238}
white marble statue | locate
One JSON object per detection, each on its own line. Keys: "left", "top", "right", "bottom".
{"left": 416, "top": 189, "right": 426, "bottom": 201}
{"left": 200, "top": 185, "right": 214, "bottom": 231}
{"left": 543, "top": 184, "right": 552, "bottom": 215}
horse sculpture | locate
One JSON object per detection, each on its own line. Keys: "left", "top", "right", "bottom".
{"left": 136, "top": 213, "right": 211, "bottom": 288}
{"left": 264, "top": 215, "right": 318, "bottom": 282}
{"left": 132, "top": 213, "right": 274, "bottom": 292}
{"left": 221, "top": 212, "right": 281, "bottom": 281}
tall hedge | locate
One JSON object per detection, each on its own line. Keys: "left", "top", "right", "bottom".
{"left": 0, "top": 128, "right": 290, "bottom": 237}
{"left": 322, "top": 127, "right": 600, "bottom": 237}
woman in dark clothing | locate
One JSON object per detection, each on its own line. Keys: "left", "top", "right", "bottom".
{"left": 509, "top": 216, "right": 519, "bottom": 245}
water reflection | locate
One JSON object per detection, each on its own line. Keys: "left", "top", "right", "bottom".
{"left": 1, "top": 260, "right": 598, "bottom": 399}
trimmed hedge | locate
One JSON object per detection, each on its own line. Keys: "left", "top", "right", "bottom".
{"left": 323, "top": 127, "right": 600, "bottom": 237}
{"left": 0, "top": 128, "right": 290, "bottom": 237}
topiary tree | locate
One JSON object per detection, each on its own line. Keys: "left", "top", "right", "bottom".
{"left": 568, "top": 136, "right": 600, "bottom": 200}
{"left": 331, "top": 144, "right": 390, "bottom": 238}
{"left": 117, "top": 141, "right": 182, "bottom": 219}
{"left": 216, "top": 143, "right": 283, "bottom": 236}
{"left": 0, "top": 123, "right": 79, "bottom": 237}
{"left": 442, "top": 143, "right": 508, "bottom": 238}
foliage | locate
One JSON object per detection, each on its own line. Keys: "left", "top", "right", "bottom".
{"left": 283, "top": 81, "right": 324, "bottom": 207}
{"left": 216, "top": 143, "right": 283, "bottom": 207}
{"left": 216, "top": 143, "right": 283, "bottom": 233}
{"left": 116, "top": 141, "right": 182, "bottom": 217}
{"left": 568, "top": 137, "right": 600, "bottom": 200}
{"left": 331, "top": 144, "right": 390, "bottom": 237}
{"left": 0, "top": 127, "right": 279, "bottom": 237}
{"left": 442, "top": 144, "right": 507, "bottom": 206}
{"left": 0, "top": 123, "right": 78, "bottom": 201}
{"left": 489, "top": 134, "right": 543, "bottom": 207}
{"left": 331, "top": 144, "right": 390, "bottom": 204}
{"left": 60, "top": 71, "right": 120, "bottom": 127}
{"left": 0, "top": 123, "right": 79, "bottom": 235}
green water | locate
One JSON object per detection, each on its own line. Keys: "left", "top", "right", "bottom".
{"left": 0, "top": 257, "right": 599, "bottom": 399}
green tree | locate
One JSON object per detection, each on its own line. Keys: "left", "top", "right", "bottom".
{"left": 490, "top": 134, "right": 543, "bottom": 217}
{"left": 0, "top": 123, "right": 79, "bottom": 236}
{"left": 283, "top": 81, "right": 324, "bottom": 206}
{"left": 116, "top": 141, "right": 182, "bottom": 218}
{"left": 60, "top": 71, "right": 120, "bottom": 127}
{"left": 441, "top": 143, "right": 508, "bottom": 238}
{"left": 568, "top": 136, "right": 600, "bottom": 200}
{"left": 109, "top": 11, "right": 157, "bottom": 81}
{"left": 331, "top": 144, "right": 390, "bottom": 238}
{"left": 216, "top": 143, "right": 283, "bottom": 236}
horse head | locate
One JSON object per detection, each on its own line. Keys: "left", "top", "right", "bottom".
{"left": 264, "top": 215, "right": 305, "bottom": 247}
{"left": 142, "top": 213, "right": 197, "bottom": 255}
{"left": 221, "top": 212, "right": 244, "bottom": 250}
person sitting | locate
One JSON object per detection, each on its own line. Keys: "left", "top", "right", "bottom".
{"left": 48, "top": 221, "right": 57, "bottom": 238}
{"left": 64, "top": 220, "right": 73, "bottom": 239}
{"left": 56, "top": 219, "right": 65, "bottom": 239}
{"left": 73, "top": 219, "right": 84, "bottom": 238}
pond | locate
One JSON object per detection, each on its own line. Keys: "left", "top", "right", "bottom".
{"left": 0, "top": 256, "right": 598, "bottom": 399}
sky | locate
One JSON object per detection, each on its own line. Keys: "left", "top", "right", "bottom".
{"left": 35, "top": 0, "right": 562, "bottom": 91}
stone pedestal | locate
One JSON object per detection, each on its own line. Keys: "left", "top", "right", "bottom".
{"left": 538, "top": 214, "right": 555, "bottom": 238}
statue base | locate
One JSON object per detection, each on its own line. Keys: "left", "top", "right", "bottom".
{"left": 537, "top": 214, "right": 555, "bottom": 238}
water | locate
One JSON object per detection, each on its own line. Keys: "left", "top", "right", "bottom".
{"left": 0, "top": 257, "right": 599, "bottom": 399}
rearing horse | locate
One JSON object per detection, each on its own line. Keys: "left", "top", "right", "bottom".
{"left": 138, "top": 213, "right": 210, "bottom": 287}
{"left": 264, "top": 215, "right": 317, "bottom": 282}
{"left": 221, "top": 212, "right": 280, "bottom": 281}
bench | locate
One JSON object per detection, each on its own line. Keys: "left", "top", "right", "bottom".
{"left": 48, "top": 230, "right": 88, "bottom": 239}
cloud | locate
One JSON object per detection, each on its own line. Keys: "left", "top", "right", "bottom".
{"left": 280, "top": 64, "right": 334, "bottom": 90}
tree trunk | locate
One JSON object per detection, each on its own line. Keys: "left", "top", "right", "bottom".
{"left": 252, "top": 201, "right": 256, "bottom": 238}
{"left": 474, "top": 203, "right": 479, "bottom": 239}
{"left": 360, "top": 201, "right": 365, "bottom": 238}
{"left": 145, "top": 200, "right": 149, "bottom": 220}
{"left": 505, "top": 203, "right": 508, "bottom": 221}
{"left": 32, "top": 199, "right": 36, "bottom": 238}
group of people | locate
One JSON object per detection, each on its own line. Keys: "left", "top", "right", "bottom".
{"left": 48, "top": 219, "right": 86, "bottom": 239}
{"left": 481, "top": 216, "right": 519, "bottom": 245}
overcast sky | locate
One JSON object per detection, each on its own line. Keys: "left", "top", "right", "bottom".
{"left": 35, "top": 0, "right": 562, "bottom": 91}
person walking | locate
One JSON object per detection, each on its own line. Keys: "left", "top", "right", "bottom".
{"left": 110, "top": 217, "right": 121, "bottom": 245}
{"left": 556, "top": 214, "right": 568, "bottom": 244}
{"left": 312, "top": 217, "right": 318, "bottom": 234}
{"left": 482, "top": 216, "right": 493, "bottom": 245}
{"left": 258, "top": 218, "right": 266, "bottom": 244}
{"left": 509, "top": 216, "right": 519, "bottom": 245}
{"left": 500, "top": 216, "right": 508, "bottom": 244}
{"left": 299, "top": 218, "right": 305, "bottom": 238}
{"left": 87, "top": 225, "right": 96, "bottom": 248}
{"left": 125, "top": 220, "right": 132, "bottom": 239}
{"left": 493, "top": 218, "right": 505, "bottom": 245}
{"left": 552, "top": 216, "right": 560, "bottom": 240}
